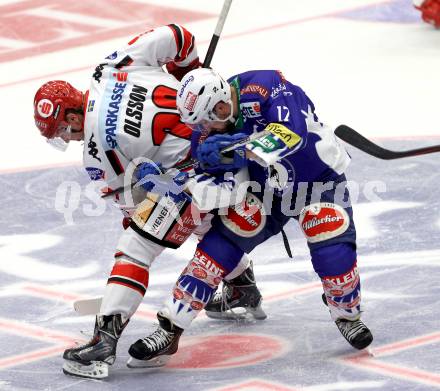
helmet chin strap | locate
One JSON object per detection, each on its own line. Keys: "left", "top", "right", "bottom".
{"left": 224, "top": 100, "right": 236, "bottom": 123}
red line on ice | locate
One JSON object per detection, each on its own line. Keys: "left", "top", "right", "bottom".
{"left": 373, "top": 331, "right": 440, "bottom": 356}
{"left": 22, "top": 284, "right": 85, "bottom": 301}
{"left": 0, "top": 317, "right": 78, "bottom": 344}
{"left": 215, "top": 379, "right": 302, "bottom": 391}
{"left": 0, "top": 346, "right": 68, "bottom": 369}
{"left": 340, "top": 331, "right": 440, "bottom": 387}
{"left": 344, "top": 356, "right": 440, "bottom": 386}
{"left": 0, "top": 0, "right": 396, "bottom": 89}
{"left": 0, "top": 0, "right": 213, "bottom": 63}
{"left": 21, "top": 283, "right": 158, "bottom": 320}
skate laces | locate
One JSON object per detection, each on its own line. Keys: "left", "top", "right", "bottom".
{"left": 220, "top": 283, "right": 245, "bottom": 319}
{"left": 221, "top": 284, "right": 235, "bottom": 310}
{"left": 336, "top": 319, "right": 366, "bottom": 340}
{"left": 141, "top": 327, "right": 173, "bottom": 351}
{"left": 210, "top": 290, "right": 226, "bottom": 304}
{"left": 209, "top": 283, "right": 232, "bottom": 307}
{"left": 72, "top": 333, "right": 100, "bottom": 350}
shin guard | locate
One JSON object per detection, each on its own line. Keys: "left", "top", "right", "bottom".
{"left": 163, "top": 248, "right": 227, "bottom": 329}
{"left": 100, "top": 252, "right": 149, "bottom": 319}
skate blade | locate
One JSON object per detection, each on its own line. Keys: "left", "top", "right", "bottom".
{"left": 62, "top": 360, "right": 109, "bottom": 379}
{"left": 126, "top": 355, "right": 170, "bottom": 369}
{"left": 250, "top": 306, "right": 267, "bottom": 320}
{"left": 205, "top": 306, "right": 267, "bottom": 321}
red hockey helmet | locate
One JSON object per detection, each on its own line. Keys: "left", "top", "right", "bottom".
{"left": 34, "top": 80, "right": 83, "bottom": 139}
{"left": 416, "top": 0, "right": 440, "bottom": 28}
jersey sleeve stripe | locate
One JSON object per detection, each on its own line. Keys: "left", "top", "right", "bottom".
{"left": 105, "top": 150, "right": 124, "bottom": 175}
{"left": 168, "top": 24, "right": 195, "bottom": 62}
{"left": 180, "top": 27, "right": 195, "bottom": 60}
{"left": 168, "top": 24, "right": 184, "bottom": 60}
{"left": 115, "top": 55, "right": 133, "bottom": 69}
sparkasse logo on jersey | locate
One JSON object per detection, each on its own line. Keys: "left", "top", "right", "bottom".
{"left": 104, "top": 81, "right": 127, "bottom": 149}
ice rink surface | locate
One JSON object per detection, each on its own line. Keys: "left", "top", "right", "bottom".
{"left": 0, "top": 0, "right": 439, "bottom": 390}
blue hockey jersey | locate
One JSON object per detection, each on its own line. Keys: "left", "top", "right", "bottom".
{"left": 227, "top": 70, "right": 351, "bottom": 193}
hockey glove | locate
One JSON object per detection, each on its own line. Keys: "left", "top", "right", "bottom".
{"left": 166, "top": 58, "right": 202, "bottom": 81}
{"left": 135, "top": 162, "right": 190, "bottom": 203}
{"left": 196, "top": 133, "right": 248, "bottom": 171}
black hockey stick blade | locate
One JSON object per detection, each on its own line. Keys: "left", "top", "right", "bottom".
{"left": 335, "top": 125, "right": 440, "bottom": 160}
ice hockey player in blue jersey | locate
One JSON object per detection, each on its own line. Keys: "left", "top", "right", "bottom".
{"left": 126, "top": 68, "right": 373, "bottom": 368}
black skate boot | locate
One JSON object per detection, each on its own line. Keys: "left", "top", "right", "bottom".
{"left": 127, "top": 311, "right": 183, "bottom": 368}
{"left": 62, "top": 314, "right": 128, "bottom": 379}
{"left": 335, "top": 318, "right": 373, "bottom": 350}
{"left": 205, "top": 261, "right": 267, "bottom": 320}
{"left": 321, "top": 293, "right": 373, "bottom": 349}
{"left": 322, "top": 293, "right": 373, "bottom": 350}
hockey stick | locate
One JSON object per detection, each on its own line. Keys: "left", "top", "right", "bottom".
{"left": 203, "top": 0, "right": 233, "bottom": 68}
{"left": 101, "top": 129, "right": 269, "bottom": 199}
{"left": 335, "top": 125, "right": 440, "bottom": 160}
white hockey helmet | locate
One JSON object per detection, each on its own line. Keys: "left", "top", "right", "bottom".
{"left": 176, "top": 68, "right": 233, "bottom": 125}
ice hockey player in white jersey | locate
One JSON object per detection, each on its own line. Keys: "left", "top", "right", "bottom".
{"left": 33, "top": 24, "right": 252, "bottom": 379}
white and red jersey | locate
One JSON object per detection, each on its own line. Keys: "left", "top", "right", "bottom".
{"left": 82, "top": 25, "right": 198, "bottom": 208}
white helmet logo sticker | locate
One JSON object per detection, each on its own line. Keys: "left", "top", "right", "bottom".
{"left": 37, "top": 99, "right": 54, "bottom": 118}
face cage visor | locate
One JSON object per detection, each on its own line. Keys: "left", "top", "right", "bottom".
{"left": 46, "top": 123, "right": 72, "bottom": 151}
{"left": 186, "top": 99, "right": 235, "bottom": 131}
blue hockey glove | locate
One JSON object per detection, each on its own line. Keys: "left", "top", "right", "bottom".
{"left": 135, "top": 162, "right": 164, "bottom": 192}
{"left": 196, "top": 133, "right": 248, "bottom": 171}
{"left": 135, "top": 163, "right": 190, "bottom": 203}
{"left": 167, "top": 169, "right": 191, "bottom": 203}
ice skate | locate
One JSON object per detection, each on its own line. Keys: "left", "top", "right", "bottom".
{"left": 127, "top": 312, "right": 183, "bottom": 368}
{"left": 335, "top": 317, "right": 373, "bottom": 350}
{"left": 321, "top": 293, "right": 372, "bottom": 349}
{"left": 62, "top": 314, "right": 127, "bottom": 379}
{"left": 204, "top": 261, "right": 267, "bottom": 321}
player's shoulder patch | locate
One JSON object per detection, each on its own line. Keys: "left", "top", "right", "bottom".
{"left": 241, "top": 101, "right": 262, "bottom": 118}
{"left": 299, "top": 202, "right": 349, "bottom": 243}
{"left": 105, "top": 51, "right": 118, "bottom": 60}
{"left": 85, "top": 167, "right": 105, "bottom": 181}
